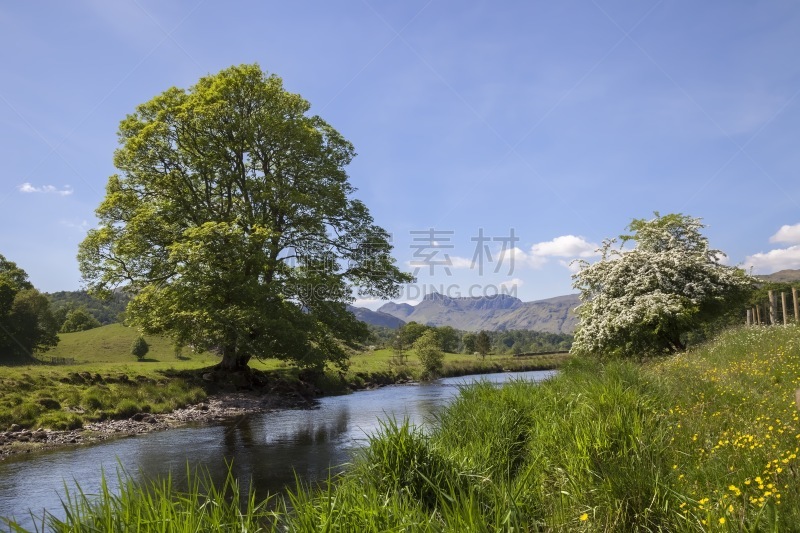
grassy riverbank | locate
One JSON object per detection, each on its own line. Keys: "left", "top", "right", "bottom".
{"left": 0, "top": 324, "right": 565, "bottom": 432}
{"left": 3, "top": 325, "right": 799, "bottom": 530}
{"left": 282, "top": 325, "right": 800, "bottom": 531}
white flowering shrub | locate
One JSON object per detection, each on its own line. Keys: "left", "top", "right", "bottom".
{"left": 571, "top": 213, "right": 755, "bottom": 357}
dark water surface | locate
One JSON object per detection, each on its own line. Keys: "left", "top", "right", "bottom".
{"left": 0, "top": 370, "right": 554, "bottom": 528}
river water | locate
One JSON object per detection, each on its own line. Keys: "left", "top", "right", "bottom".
{"left": 0, "top": 370, "right": 555, "bottom": 528}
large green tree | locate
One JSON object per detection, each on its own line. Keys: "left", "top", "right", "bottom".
{"left": 79, "top": 64, "right": 412, "bottom": 371}
{"left": 571, "top": 213, "right": 754, "bottom": 357}
{"left": 0, "top": 254, "right": 59, "bottom": 359}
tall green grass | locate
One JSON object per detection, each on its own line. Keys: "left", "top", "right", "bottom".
{"left": 5, "top": 325, "right": 799, "bottom": 531}
{"left": 280, "top": 361, "right": 676, "bottom": 531}
{"left": 279, "top": 325, "right": 800, "bottom": 531}
{"left": 2, "top": 465, "right": 277, "bottom": 533}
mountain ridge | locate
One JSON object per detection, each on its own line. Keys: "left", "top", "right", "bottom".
{"left": 370, "top": 292, "right": 580, "bottom": 334}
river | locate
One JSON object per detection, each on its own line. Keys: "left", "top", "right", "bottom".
{"left": 0, "top": 369, "right": 555, "bottom": 528}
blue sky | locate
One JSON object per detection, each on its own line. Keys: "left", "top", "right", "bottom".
{"left": 1, "top": 1, "right": 799, "bottom": 309}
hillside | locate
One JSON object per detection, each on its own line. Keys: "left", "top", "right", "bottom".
{"left": 375, "top": 293, "right": 580, "bottom": 334}
{"left": 43, "top": 323, "right": 216, "bottom": 365}
{"left": 756, "top": 269, "right": 800, "bottom": 283}
{"left": 345, "top": 305, "right": 405, "bottom": 329}
{"left": 46, "top": 290, "right": 130, "bottom": 325}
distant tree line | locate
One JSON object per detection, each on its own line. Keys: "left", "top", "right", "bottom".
{"left": 368, "top": 322, "right": 573, "bottom": 355}
{"left": 47, "top": 290, "right": 130, "bottom": 333}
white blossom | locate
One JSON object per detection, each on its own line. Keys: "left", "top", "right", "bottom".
{"left": 571, "top": 214, "right": 754, "bottom": 357}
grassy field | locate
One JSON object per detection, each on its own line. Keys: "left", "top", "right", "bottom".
{"left": 5, "top": 325, "right": 800, "bottom": 530}
{"left": 0, "top": 325, "right": 565, "bottom": 430}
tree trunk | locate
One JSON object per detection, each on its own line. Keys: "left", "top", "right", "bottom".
{"left": 218, "top": 343, "right": 251, "bottom": 370}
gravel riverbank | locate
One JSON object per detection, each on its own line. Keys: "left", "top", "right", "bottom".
{"left": 0, "top": 392, "right": 312, "bottom": 460}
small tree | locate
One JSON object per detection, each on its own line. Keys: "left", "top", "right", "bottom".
{"left": 571, "top": 213, "right": 755, "bottom": 357}
{"left": 131, "top": 336, "right": 149, "bottom": 361}
{"left": 436, "top": 325, "right": 460, "bottom": 353}
{"left": 413, "top": 330, "right": 444, "bottom": 380}
{"left": 461, "top": 332, "right": 476, "bottom": 354}
{"left": 475, "top": 331, "right": 491, "bottom": 359}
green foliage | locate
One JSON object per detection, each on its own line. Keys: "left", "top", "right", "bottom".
{"left": 78, "top": 64, "right": 412, "bottom": 372}
{"left": 130, "top": 336, "right": 149, "bottom": 360}
{"left": 413, "top": 330, "right": 444, "bottom": 380}
{"left": 48, "top": 290, "right": 129, "bottom": 326}
{"left": 0, "top": 254, "right": 59, "bottom": 359}
{"left": 572, "top": 213, "right": 755, "bottom": 357}
{"left": 436, "top": 325, "right": 460, "bottom": 353}
{"left": 392, "top": 322, "right": 430, "bottom": 352}
{"left": 461, "top": 332, "right": 476, "bottom": 353}
{"left": 59, "top": 307, "right": 102, "bottom": 333}
{"left": 475, "top": 330, "right": 491, "bottom": 358}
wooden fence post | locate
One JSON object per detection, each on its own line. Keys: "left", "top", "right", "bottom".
{"left": 769, "top": 290, "right": 777, "bottom": 325}
{"left": 783, "top": 292, "right": 789, "bottom": 326}
{"left": 756, "top": 305, "right": 761, "bottom": 325}
{"left": 794, "top": 287, "right": 799, "bottom": 323}
{"left": 746, "top": 309, "right": 752, "bottom": 326}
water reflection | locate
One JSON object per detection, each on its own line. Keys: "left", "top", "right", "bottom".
{"left": 0, "top": 369, "right": 555, "bottom": 529}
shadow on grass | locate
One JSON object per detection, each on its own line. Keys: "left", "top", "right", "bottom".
{"left": 0, "top": 354, "right": 42, "bottom": 367}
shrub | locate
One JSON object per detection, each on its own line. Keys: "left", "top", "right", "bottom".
{"left": 413, "top": 330, "right": 444, "bottom": 380}
{"left": 131, "top": 336, "right": 149, "bottom": 361}
{"left": 36, "top": 411, "right": 84, "bottom": 430}
{"left": 81, "top": 387, "right": 109, "bottom": 411}
{"left": 114, "top": 399, "right": 140, "bottom": 419}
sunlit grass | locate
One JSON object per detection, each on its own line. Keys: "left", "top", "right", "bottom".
{"left": 1, "top": 465, "right": 277, "bottom": 533}
{"left": 280, "top": 324, "right": 800, "bottom": 531}
{"left": 4, "top": 325, "right": 800, "bottom": 530}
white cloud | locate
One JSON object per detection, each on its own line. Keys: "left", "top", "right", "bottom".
{"left": 403, "top": 236, "right": 599, "bottom": 274}
{"left": 744, "top": 246, "right": 800, "bottom": 274}
{"left": 499, "top": 278, "right": 524, "bottom": 290}
{"left": 531, "top": 235, "right": 599, "bottom": 257}
{"left": 448, "top": 256, "right": 474, "bottom": 269}
{"left": 513, "top": 246, "right": 548, "bottom": 269}
{"left": 18, "top": 182, "right": 73, "bottom": 196}
{"left": 770, "top": 223, "right": 800, "bottom": 245}
{"left": 513, "top": 235, "right": 599, "bottom": 270}
{"left": 60, "top": 219, "right": 91, "bottom": 231}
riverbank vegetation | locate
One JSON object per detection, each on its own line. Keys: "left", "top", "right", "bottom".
{"left": 4, "top": 324, "right": 798, "bottom": 531}
{"left": 0, "top": 322, "right": 565, "bottom": 432}
{"left": 279, "top": 325, "right": 800, "bottom": 531}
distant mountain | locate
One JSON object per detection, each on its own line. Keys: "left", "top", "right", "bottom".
{"left": 756, "top": 269, "right": 800, "bottom": 283}
{"left": 375, "top": 301, "right": 414, "bottom": 319}
{"left": 346, "top": 305, "right": 406, "bottom": 329}
{"left": 376, "top": 292, "right": 580, "bottom": 334}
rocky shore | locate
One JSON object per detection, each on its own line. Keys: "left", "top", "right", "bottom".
{"left": 0, "top": 392, "right": 313, "bottom": 460}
